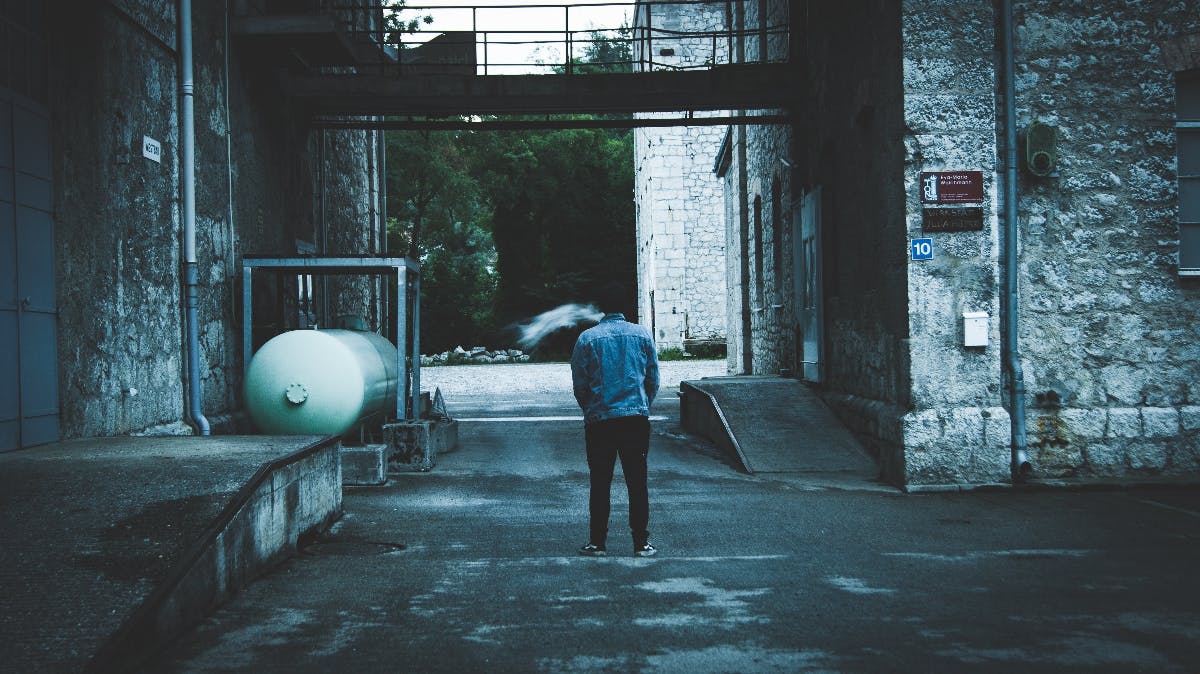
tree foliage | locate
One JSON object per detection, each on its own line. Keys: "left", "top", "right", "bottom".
{"left": 386, "top": 31, "right": 636, "bottom": 354}
{"left": 387, "top": 130, "right": 496, "bottom": 353}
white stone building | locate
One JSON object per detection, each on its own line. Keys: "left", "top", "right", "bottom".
{"left": 632, "top": 2, "right": 728, "bottom": 353}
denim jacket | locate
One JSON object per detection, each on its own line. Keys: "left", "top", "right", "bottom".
{"left": 571, "top": 314, "right": 660, "bottom": 425}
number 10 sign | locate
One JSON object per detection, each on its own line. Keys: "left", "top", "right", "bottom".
{"left": 911, "top": 238, "right": 933, "bottom": 260}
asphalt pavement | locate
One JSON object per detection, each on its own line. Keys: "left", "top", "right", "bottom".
{"left": 146, "top": 365, "right": 1200, "bottom": 673}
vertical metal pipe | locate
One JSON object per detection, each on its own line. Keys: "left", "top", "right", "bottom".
{"left": 1000, "top": 0, "right": 1029, "bottom": 480}
{"left": 181, "top": 0, "right": 210, "bottom": 435}
{"left": 242, "top": 265, "right": 252, "bottom": 377}
{"left": 395, "top": 267, "right": 407, "bottom": 420}
{"left": 411, "top": 269, "right": 421, "bottom": 420}
{"left": 646, "top": 3, "right": 653, "bottom": 70}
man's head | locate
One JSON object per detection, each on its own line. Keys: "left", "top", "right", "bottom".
{"left": 594, "top": 281, "right": 627, "bottom": 315}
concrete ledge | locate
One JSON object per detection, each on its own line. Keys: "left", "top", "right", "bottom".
{"left": 679, "top": 381, "right": 753, "bottom": 473}
{"left": 86, "top": 436, "right": 343, "bottom": 673}
{"left": 907, "top": 476, "right": 1200, "bottom": 494}
{"left": 341, "top": 444, "right": 388, "bottom": 485}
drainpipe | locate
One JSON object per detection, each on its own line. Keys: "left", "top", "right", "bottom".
{"left": 1000, "top": 0, "right": 1027, "bottom": 479}
{"left": 180, "top": 0, "right": 210, "bottom": 435}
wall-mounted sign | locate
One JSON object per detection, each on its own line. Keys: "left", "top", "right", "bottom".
{"left": 911, "top": 238, "right": 933, "bottom": 260}
{"left": 920, "top": 171, "right": 983, "bottom": 204}
{"left": 923, "top": 207, "right": 984, "bottom": 232}
{"left": 142, "top": 135, "right": 162, "bottom": 164}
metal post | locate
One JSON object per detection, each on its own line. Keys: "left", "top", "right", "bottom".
{"left": 646, "top": 3, "right": 653, "bottom": 70}
{"left": 395, "top": 265, "right": 407, "bottom": 420}
{"left": 411, "top": 268, "right": 421, "bottom": 421}
{"left": 242, "top": 265, "right": 253, "bottom": 376}
{"left": 565, "top": 5, "right": 572, "bottom": 74}
{"left": 473, "top": 7, "right": 480, "bottom": 75}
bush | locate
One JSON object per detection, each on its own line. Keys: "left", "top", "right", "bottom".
{"left": 686, "top": 342, "right": 727, "bottom": 360}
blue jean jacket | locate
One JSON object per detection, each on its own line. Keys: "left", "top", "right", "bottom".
{"left": 570, "top": 314, "right": 660, "bottom": 425}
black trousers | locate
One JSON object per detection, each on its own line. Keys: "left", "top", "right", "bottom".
{"left": 585, "top": 415, "right": 651, "bottom": 547}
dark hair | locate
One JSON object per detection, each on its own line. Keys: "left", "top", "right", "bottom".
{"left": 595, "top": 281, "right": 627, "bottom": 314}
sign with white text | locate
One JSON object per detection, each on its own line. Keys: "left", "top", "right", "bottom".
{"left": 142, "top": 136, "right": 162, "bottom": 164}
{"left": 911, "top": 238, "right": 934, "bottom": 260}
{"left": 920, "top": 171, "right": 983, "bottom": 204}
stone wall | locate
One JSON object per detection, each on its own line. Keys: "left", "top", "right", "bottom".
{"left": 1011, "top": 0, "right": 1200, "bottom": 479}
{"left": 50, "top": 1, "right": 381, "bottom": 439}
{"left": 53, "top": 2, "right": 189, "bottom": 438}
{"left": 899, "top": 0, "right": 1007, "bottom": 485}
{"left": 633, "top": 2, "right": 728, "bottom": 352}
{"left": 715, "top": 0, "right": 794, "bottom": 376}
{"left": 634, "top": 118, "right": 728, "bottom": 349}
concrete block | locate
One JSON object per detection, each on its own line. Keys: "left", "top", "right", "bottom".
{"left": 1142, "top": 407, "right": 1180, "bottom": 439}
{"left": 943, "top": 407, "right": 985, "bottom": 446}
{"left": 902, "top": 409, "right": 942, "bottom": 449}
{"left": 1107, "top": 408, "right": 1141, "bottom": 438}
{"left": 384, "top": 419, "right": 459, "bottom": 472}
{"left": 1062, "top": 408, "right": 1106, "bottom": 439}
{"left": 982, "top": 407, "right": 1011, "bottom": 447}
{"left": 1181, "top": 406, "right": 1200, "bottom": 432}
{"left": 1127, "top": 441, "right": 1168, "bottom": 471}
{"left": 1168, "top": 438, "right": 1200, "bottom": 472}
{"left": 1083, "top": 443, "right": 1126, "bottom": 476}
{"left": 341, "top": 444, "right": 387, "bottom": 486}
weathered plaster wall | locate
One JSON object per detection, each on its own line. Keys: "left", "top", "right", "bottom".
{"left": 1011, "top": 0, "right": 1200, "bottom": 479}
{"left": 51, "top": 1, "right": 380, "bottom": 439}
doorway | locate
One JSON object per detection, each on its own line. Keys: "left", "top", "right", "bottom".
{"left": 0, "top": 88, "right": 58, "bottom": 451}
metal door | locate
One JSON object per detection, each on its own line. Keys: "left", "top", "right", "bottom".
{"left": 0, "top": 91, "right": 58, "bottom": 451}
{"left": 794, "top": 187, "right": 823, "bottom": 383}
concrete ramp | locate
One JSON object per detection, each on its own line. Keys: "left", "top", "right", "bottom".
{"left": 0, "top": 435, "right": 343, "bottom": 673}
{"left": 680, "top": 376, "right": 879, "bottom": 479}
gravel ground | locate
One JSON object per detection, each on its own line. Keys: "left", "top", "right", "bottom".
{"left": 420, "top": 358, "right": 727, "bottom": 399}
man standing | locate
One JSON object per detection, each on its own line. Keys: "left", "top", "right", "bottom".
{"left": 570, "top": 281, "right": 660, "bottom": 557}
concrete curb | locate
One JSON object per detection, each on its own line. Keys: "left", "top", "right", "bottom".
{"left": 679, "top": 381, "right": 754, "bottom": 473}
{"left": 906, "top": 478, "right": 1200, "bottom": 494}
{"left": 86, "top": 436, "right": 344, "bottom": 673}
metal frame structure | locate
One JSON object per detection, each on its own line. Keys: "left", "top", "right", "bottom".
{"left": 241, "top": 256, "right": 421, "bottom": 422}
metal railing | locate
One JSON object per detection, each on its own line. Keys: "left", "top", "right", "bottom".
{"left": 307, "top": 1, "right": 788, "bottom": 76}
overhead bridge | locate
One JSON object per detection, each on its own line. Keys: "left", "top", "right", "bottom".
{"left": 233, "top": 1, "right": 795, "bottom": 130}
{"left": 280, "top": 64, "right": 795, "bottom": 128}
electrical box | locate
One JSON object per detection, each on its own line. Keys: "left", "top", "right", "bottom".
{"left": 963, "top": 312, "right": 988, "bottom": 348}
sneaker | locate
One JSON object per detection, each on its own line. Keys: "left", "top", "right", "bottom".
{"left": 634, "top": 543, "right": 657, "bottom": 557}
{"left": 579, "top": 543, "right": 607, "bottom": 557}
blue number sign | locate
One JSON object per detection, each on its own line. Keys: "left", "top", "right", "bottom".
{"left": 911, "top": 238, "right": 933, "bottom": 260}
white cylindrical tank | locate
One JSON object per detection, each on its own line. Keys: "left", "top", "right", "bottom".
{"left": 243, "top": 329, "right": 398, "bottom": 436}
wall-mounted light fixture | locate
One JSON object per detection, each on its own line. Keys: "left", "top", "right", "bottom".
{"left": 1024, "top": 121, "right": 1058, "bottom": 177}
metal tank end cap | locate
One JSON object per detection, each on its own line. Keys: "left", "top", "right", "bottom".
{"left": 285, "top": 383, "right": 309, "bottom": 405}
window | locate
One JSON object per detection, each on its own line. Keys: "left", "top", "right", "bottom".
{"left": 1179, "top": 69, "right": 1200, "bottom": 275}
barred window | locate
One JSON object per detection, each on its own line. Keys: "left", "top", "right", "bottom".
{"left": 1179, "top": 69, "right": 1200, "bottom": 275}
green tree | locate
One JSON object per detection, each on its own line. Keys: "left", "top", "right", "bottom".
{"left": 464, "top": 124, "right": 636, "bottom": 326}
{"left": 387, "top": 130, "right": 497, "bottom": 352}
{"left": 385, "top": 31, "right": 638, "bottom": 355}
